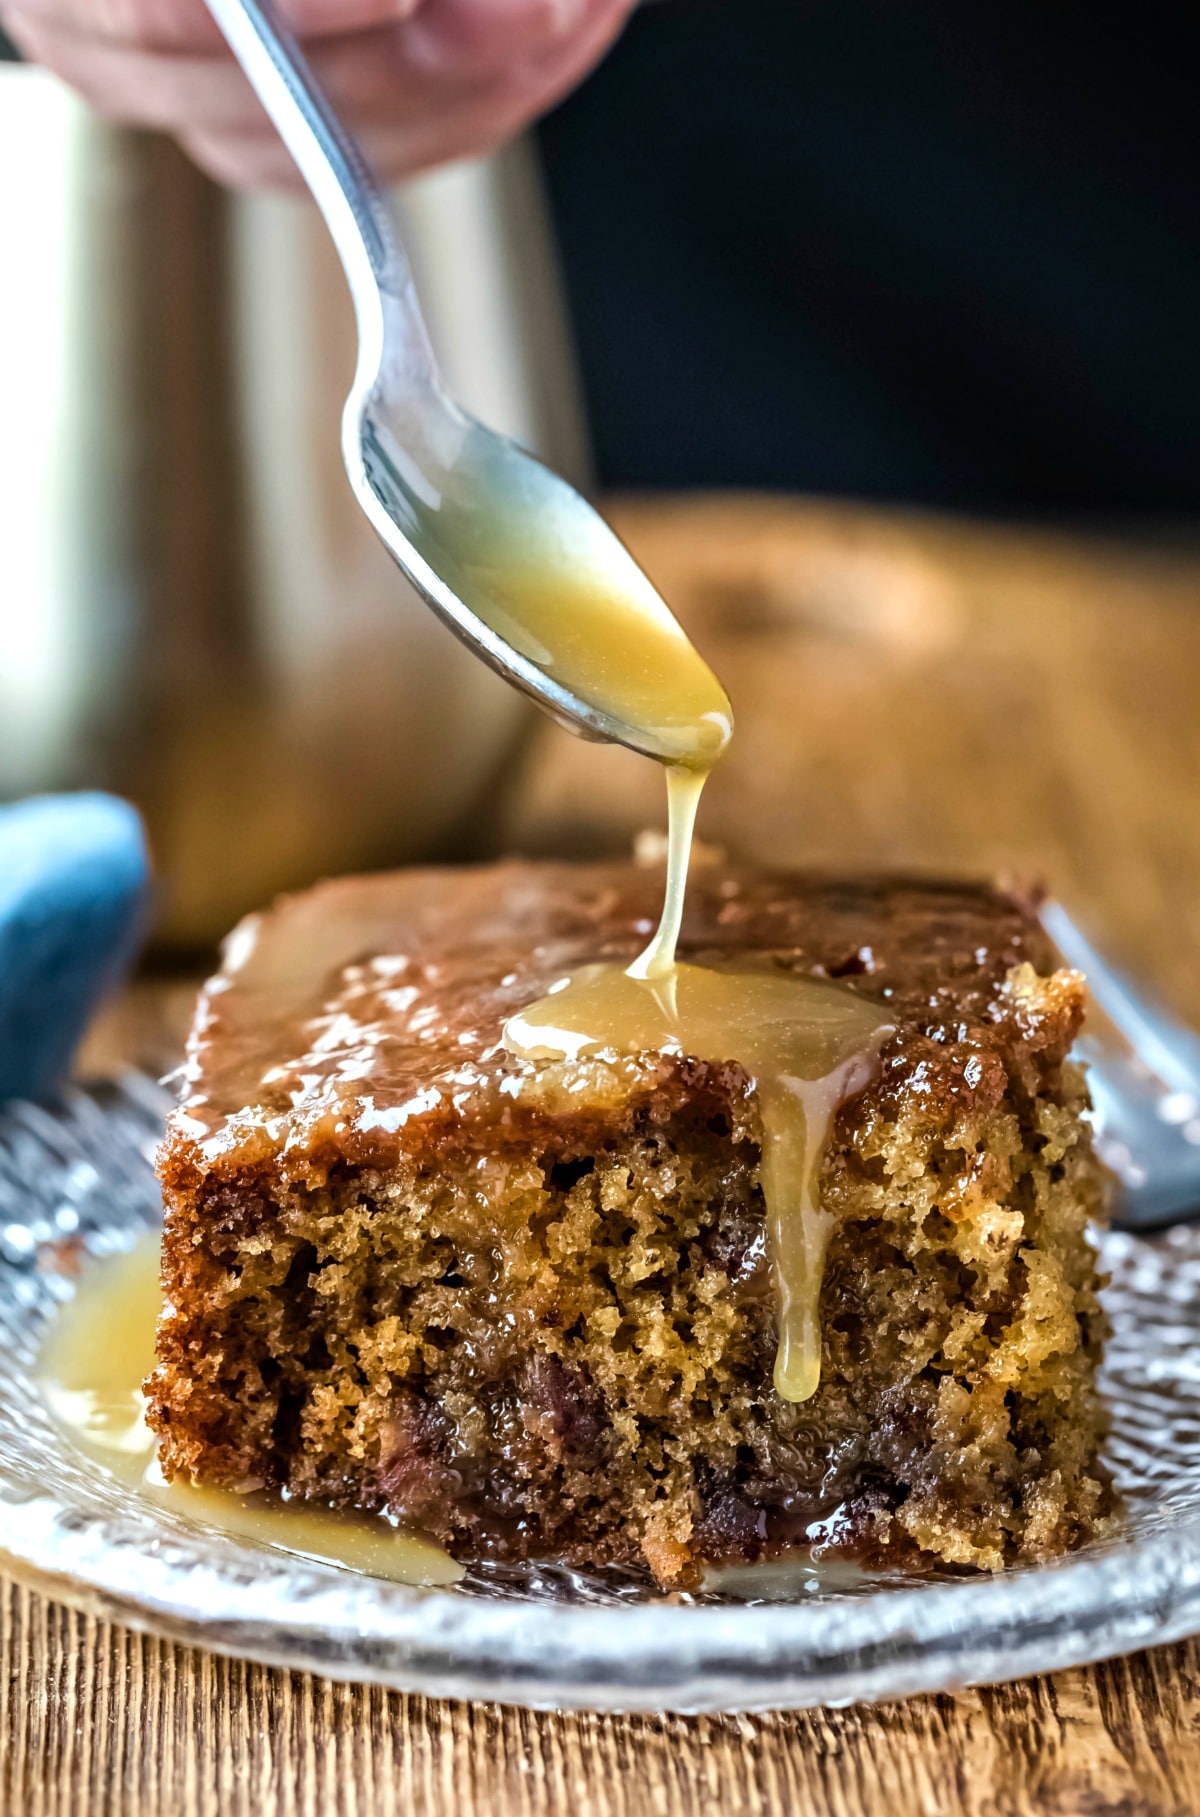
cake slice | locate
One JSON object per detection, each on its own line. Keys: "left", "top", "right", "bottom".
{"left": 148, "top": 862, "right": 1111, "bottom": 1586}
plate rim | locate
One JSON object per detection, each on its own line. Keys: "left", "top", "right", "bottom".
{"left": 1, "top": 1493, "right": 1198, "bottom": 1711}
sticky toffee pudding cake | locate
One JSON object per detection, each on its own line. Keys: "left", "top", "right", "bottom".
{"left": 148, "top": 861, "right": 1111, "bottom": 1588}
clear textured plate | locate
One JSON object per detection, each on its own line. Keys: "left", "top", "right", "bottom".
{"left": 1, "top": 1078, "right": 1199, "bottom": 1714}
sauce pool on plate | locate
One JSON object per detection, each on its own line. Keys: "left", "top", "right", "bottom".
{"left": 37, "top": 1233, "right": 461, "bottom": 1588}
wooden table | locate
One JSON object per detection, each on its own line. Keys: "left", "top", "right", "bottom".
{"left": 11, "top": 499, "right": 1200, "bottom": 1814}
{"left": 5, "top": 1577, "right": 1200, "bottom": 1817}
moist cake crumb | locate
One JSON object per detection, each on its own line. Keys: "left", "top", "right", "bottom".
{"left": 147, "top": 861, "right": 1112, "bottom": 1587}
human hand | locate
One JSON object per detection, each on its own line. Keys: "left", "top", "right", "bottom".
{"left": 0, "top": 0, "right": 634, "bottom": 186}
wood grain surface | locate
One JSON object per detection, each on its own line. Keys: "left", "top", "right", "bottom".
{"left": 5, "top": 1575, "right": 1200, "bottom": 1817}
{"left": 18, "top": 499, "right": 1200, "bottom": 1814}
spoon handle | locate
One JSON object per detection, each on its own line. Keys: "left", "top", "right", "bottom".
{"left": 203, "top": 0, "right": 435, "bottom": 372}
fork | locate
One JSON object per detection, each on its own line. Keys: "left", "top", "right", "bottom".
{"left": 1042, "top": 903, "right": 1200, "bottom": 1229}
{"left": 201, "top": 0, "right": 714, "bottom": 765}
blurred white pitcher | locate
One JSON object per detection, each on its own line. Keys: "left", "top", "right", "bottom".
{"left": 0, "top": 65, "right": 591, "bottom": 945}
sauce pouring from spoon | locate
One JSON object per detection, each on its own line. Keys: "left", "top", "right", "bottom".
{"left": 201, "top": 0, "right": 893, "bottom": 1402}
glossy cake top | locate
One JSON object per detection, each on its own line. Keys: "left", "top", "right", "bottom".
{"left": 165, "top": 861, "right": 1065, "bottom": 1177}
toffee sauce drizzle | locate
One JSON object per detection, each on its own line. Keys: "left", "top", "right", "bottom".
{"left": 500, "top": 625, "right": 891, "bottom": 1403}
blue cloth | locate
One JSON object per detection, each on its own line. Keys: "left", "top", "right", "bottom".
{"left": 0, "top": 794, "right": 150, "bottom": 1103}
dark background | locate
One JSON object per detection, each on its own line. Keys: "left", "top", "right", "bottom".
{"left": 540, "top": 0, "right": 1200, "bottom": 515}
{"left": 6, "top": 3, "right": 1197, "bottom": 517}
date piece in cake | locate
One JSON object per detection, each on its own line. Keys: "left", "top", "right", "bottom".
{"left": 148, "top": 862, "right": 1111, "bottom": 1587}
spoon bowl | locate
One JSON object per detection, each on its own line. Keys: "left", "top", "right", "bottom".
{"left": 352, "top": 375, "right": 732, "bottom": 765}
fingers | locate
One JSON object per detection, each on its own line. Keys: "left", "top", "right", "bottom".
{"left": 1, "top": 19, "right": 477, "bottom": 135}
{"left": 182, "top": 0, "right": 631, "bottom": 187}
{"left": 398, "top": 0, "right": 596, "bottom": 77}
{"left": 1, "top": 0, "right": 606, "bottom": 59}
{"left": 279, "top": 0, "right": 423, "bottom": 33}
{"left": 0, "top": 0, "right": 635, "bottom": 187}
{"left": 1, "top": 0, "right": 224, "bottom": 53}
{"left": 0, "top": 0, "right": 424, "bottom": 54}
{"left": 4, "top": 0, "right": 627, "bottom": 124}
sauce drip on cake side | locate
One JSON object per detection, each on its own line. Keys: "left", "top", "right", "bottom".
{"left": 37, "top": 1236, "right": 461, "bottom": 1588}
{"left": 506, "top": 961, "right": 890, "bottom": 1402}
{"left": 499, "top": 602, "right": 892, "bottom": 1404}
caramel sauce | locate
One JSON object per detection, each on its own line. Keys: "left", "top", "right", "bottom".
{"left": 506, "top": 957, "right": 889, "bottom": 1401}
{"left": 38, "top": 1235, "right": 461, "bottom": 1588}
{"left": 625, "top": 766, "right": 708, "bottom": 981}
{"left": 393, "top": 448, "right": 734, "bottom": 770}
{"left": 499, "top": 575, "right": 891, "bottom": 1404}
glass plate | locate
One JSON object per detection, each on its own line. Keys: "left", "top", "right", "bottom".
{"left": 1, "top": 1078, "right": 1199, "bottom": 1714}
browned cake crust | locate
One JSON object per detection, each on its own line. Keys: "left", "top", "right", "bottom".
{"left": 148, "top": 862, "right": 1111, "bottom": 1586}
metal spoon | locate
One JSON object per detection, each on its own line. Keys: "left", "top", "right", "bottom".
{"left": 1042, "top": 903, "right": 1200, "bottom": 1229}
{"left": 201, "top": 0, "right": 729, "bottom": 767}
